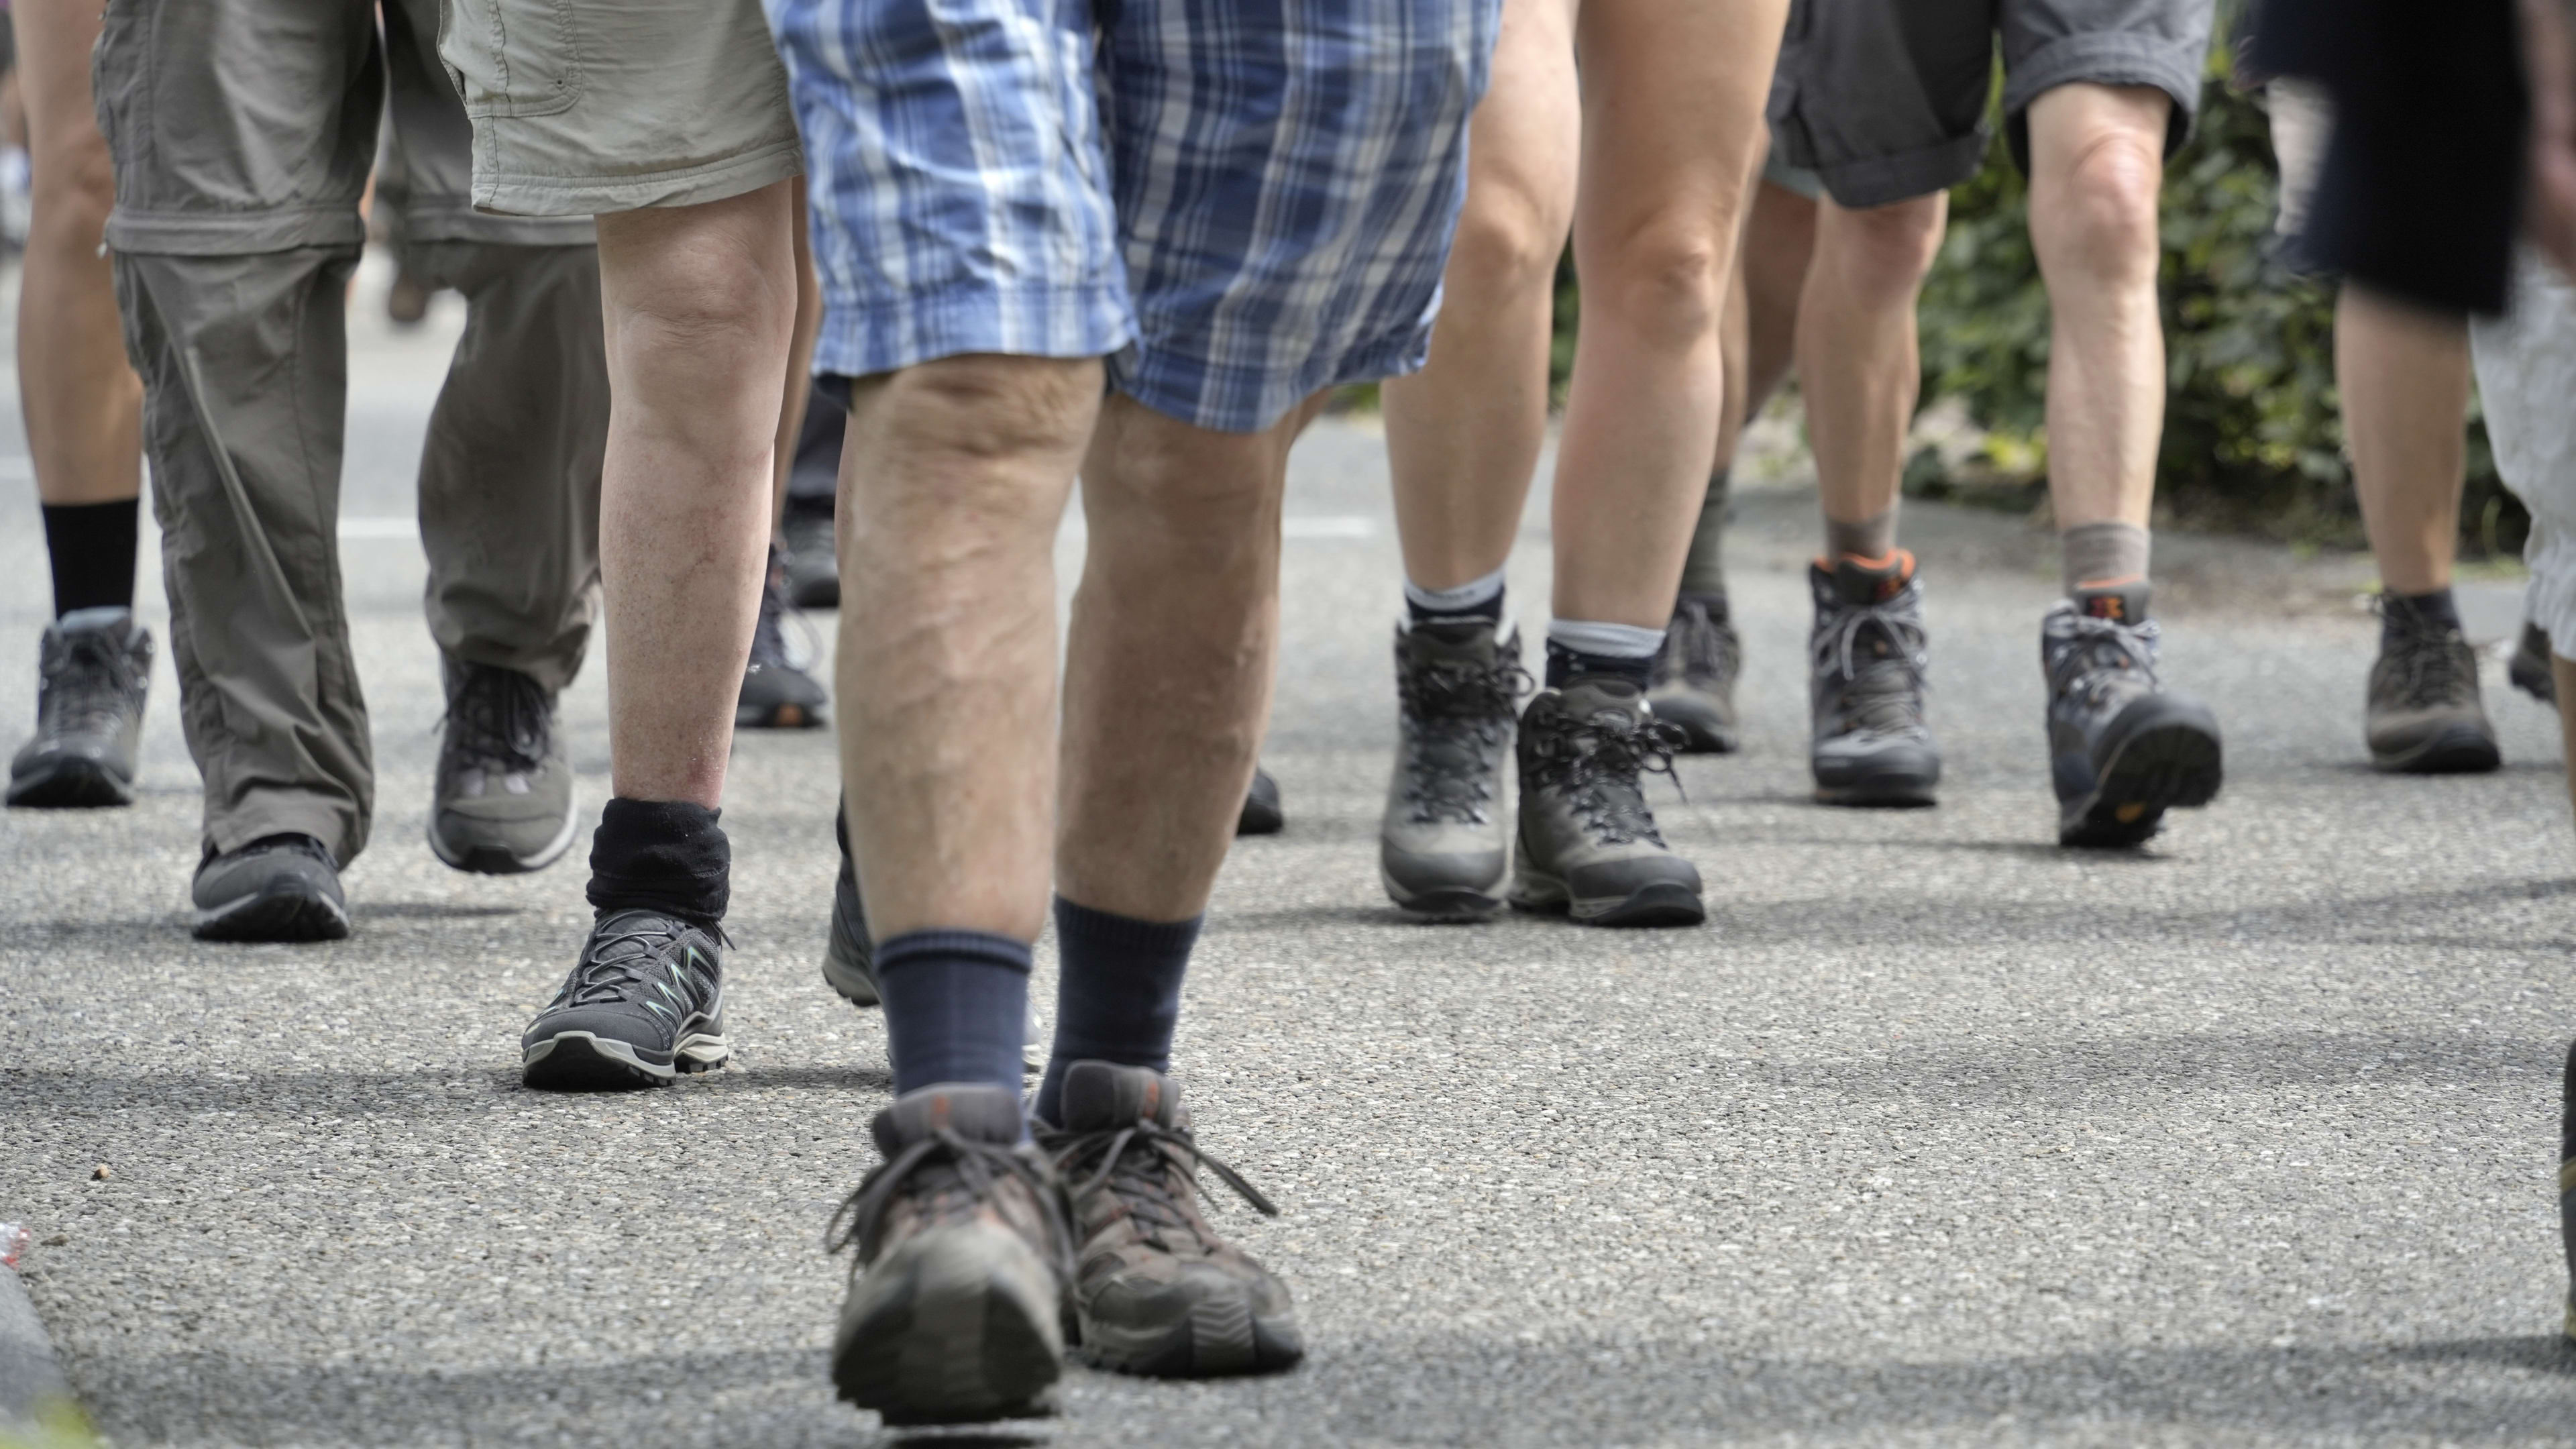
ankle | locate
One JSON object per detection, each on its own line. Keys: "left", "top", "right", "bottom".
{"left": 586, "top": 798, "right": 730, "bottom": 926}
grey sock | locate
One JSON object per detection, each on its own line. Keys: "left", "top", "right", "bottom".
{"left": 1678, "top": 468, "right": 1731, "bottom": 598}
{"left": 1824, "top": 506, "right": 1897, "bottom": 561}
{"left": 2061, "top": 521, "right": 2151, "bottom": 594}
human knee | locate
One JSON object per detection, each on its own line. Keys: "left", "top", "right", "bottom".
{"left": 610, "top": 246, "right": 789, "bottom": 364}
{"left": 876, "top": 354, "right": 1102, "bottom": 465}
{"left": 1822, "top": 197, "right": 1945, "bottom": 303}
{"left": 2035, "top": 128, "right": 2164, "bottom": 284}
{"left": 1585, "top": 215, "right": 1731, "bottom": 349}
{"left": 26, "top": 129, "right": 114, "bottom": 244}
{"left": 1447, "top": 176, "right": 1572, "bottom": 298}
{"left": 1085, "top": 405, "right": 1287, "bottom": 547}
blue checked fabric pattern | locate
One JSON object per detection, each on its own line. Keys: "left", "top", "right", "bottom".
{"left": 769, "top": 0, "right": 1495, "bottom": 433}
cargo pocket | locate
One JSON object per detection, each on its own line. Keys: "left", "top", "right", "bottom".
{"left": 438, "top": 0, "right": 586, "bottom": 119}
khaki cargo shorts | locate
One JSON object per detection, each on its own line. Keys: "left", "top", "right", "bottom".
{"left": 437, "top": 0, "right": 802, "bottom": 216}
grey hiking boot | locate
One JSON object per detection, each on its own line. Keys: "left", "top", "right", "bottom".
{"left": 431, "top": 658, "right": 578, "bottom": 874}
{"left": 1809, "top": 554, "right": 1940, "bottom": 806}
{"left": 822, "top": 799, "right": 879, "bottom": 1008}
{"left": 740, "top": 546, "right": 828, "bottom": 729}
{"left": 2043, "top": 584, "right": 2224, "bottom": 847}
{"left": 1648, "top": 594, "right": 1741, "bottom": 754}
{"left": 521, "top": 908, "right": 729, "bottom": 1089}
{"left": 2512, "top": 621, "right": 2557, "bottom": 706}
{"left": 9, "top": 606, "right": 152, "bottom": 808}
{"left": 1037, "top": 1063, "right": 1301, "bottom": 1378}
{"left": 2365, "top": 594, "right": 2500, "bottom": 773}
{"left": 1380, "top": 619, "right": 1527, "bottom": 918}
{"left": 830, "top": 1083, "right": 1074, "bottom": 1424}
{"left": 192, "top": 833, "right": 349, "bottom": 943}
{"left": 1509, "top": 678, "right": 1703, "bottom": 926}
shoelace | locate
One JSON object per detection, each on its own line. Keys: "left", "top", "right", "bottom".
{"left": 41, "top": 633, "right": 140, "bottom": 738}
{"left": 1663, "top": 600, "right": 1740, "bottom": 688}
{"left": 828, "top": 1128, "right": 1075, "bottom": 1277}
{"left": 1397, "top": 653, "right": 1532, "bottom": 824}
{"left": 553, "top": 916, "right": 722, "bottom": 1008}
{"left": 441, "top": 665, "right": 551, "bottom": 776}
{"left": 1522, "top": 706, "right": 1686, "bottom": 846}
{"left": 1811, "top": 594, "right": 1929, "bottom": 736}
{"left": 1038, "top": 1116, "right": 1278, "bottom": 1250}
{"left": 2376, "top": 600, "right": 2477, "bottom": 710}
{"left": 2048, "top": 612, "right": 2163, "bottom": 708}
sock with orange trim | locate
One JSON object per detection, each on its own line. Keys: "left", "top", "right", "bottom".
{"left": 2061, "top": 521, "right": 2151, "bottom": 602}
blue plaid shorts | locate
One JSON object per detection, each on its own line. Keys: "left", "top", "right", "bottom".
{"left": 767, "top": 0, "right": 1497, "bottom": 433}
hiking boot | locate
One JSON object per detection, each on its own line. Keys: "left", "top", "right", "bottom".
{"left": 9, "top": 606, "right": 152, "bottom": 809}
{"left": 431, "top": 658, "right": 578, "bottom": 873}
{"left": 2512, "top": 621, "right": 2558, "bottom": 706}
{"left": 521, "top": 908, "right": 729, "bottom": 1089}
{"left": 783, "top": 498, "right": 839, "bottom": 608}
{"left": 830, "top": 1083, "right": 1074, "bottom": 1424}
{"left": 2043, "top": 584, "right": 2224, "bottom": 847}
{"left": 2365, "top": 594, "right": 2500, "bottom": 773}
{"left": 1508, "top": 678, "right": 1703, "bottom": 926}
{"left": 1808, "top": 555, "right": 1940, "bottom": 806}
{"left": 1236, "top": 766, "right": 1284, "bottom": 836}
{"left": 1380, "top": 619, "right": 1526, "bottom": 918}
{"left": 1037, "top": 1062, "right": 1301, "bottom": 1378}
{"left": 2562, "top": 1038, "right": 2574, "bottom": 1343}
{"left": 739, "top": 547, "right": 828, "bottom": 729}
{"left": 822, "top": 800, "right": 879, "bottom": 1008}
{"left": 1648, "top": 594, "right": 1741, "bottom": 754}
{"left": 192, "top": 833, "right": 349, "bottom": 943}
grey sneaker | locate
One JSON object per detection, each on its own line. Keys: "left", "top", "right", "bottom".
{"left": 521, "top": 908, "right": 729, "bottom": 1089}
{"left": 1648, "top": 595, "right": 1741, "bottom": 754}
{"left": 9, "top": 606, "right": 152, "bottom": 808}
{"left": 830, "top": 1083, "right": 1073, "bottom": 1425}
{"left": 2043, "top": 584, "right": 2224, "bottom": 847}
{"left": 1037, "top": 1063, "right": 1301, "bottom": 1378}
{"left": 431, "top": 659, "right": 578, "bottom": 874}
{"left": 192, "top": 833, "right": 349, "bottom": 943}
{"left": 2512, "top": 621, "right": 2558, "bottom": 706}
{"left": 1380, "top": 619, "right": 1526, "bottom": 918}
{"left": 822, "top": 800, "right": 879, "bottom": 1008}
{"left": 782, "top": 498, "right": 839, "bottom": 608}
{"left": 740, "top": 546, "right": 828, "bottom": 730}
{"left": 1809, "top": 555, "right": 1940, "bottom": 806}
{"left": 1508, "top": 678, "right": 1703, "bottom": 926}
{"left": 2365, "top": 594, "right": 2500, "bottom": 773}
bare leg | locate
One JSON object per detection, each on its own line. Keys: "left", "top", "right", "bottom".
{"left": 1550, "top": 0, "right": 1786, "bottom": 627}
{"left": 2024, "top": 83, "right": 2171, "bottom": 533}
{"left": 2341, "top": 286, "right": 2471, "bottom": 594}
{"left": 1796, "top": 194, "right": 1945, "bottom": 532}
{"left": 17, "top": 0, "right": 143, "bottom": 510}
{"left": 1714, "top": 175, "right": 1817, "bottom": 472}
{"left": 1056, "top": 398, "right": 1307, "bottom": 918}
{"left": 594, "top": 181, "right": 800, "bottom": 807}
{"left": 1381, "top": 0, "right": 1578, "bottom": 592}
{"left": 837, "top": 356, "right": 1101, "bottom": 942}
{"left": 771, "top": 178, "right": 822, "bottom": 529}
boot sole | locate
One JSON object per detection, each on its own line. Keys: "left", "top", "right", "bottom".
{"left": 1381, "top": 868, "right": 1505, "bottom": 922}
{"left": 1813, "top": 778, "right": 1939, "bottom": 808}
{"left": 7, "top": 756, "right": 136, "bottom": 808}
{"left": 193, "top": 882, "right": 350, "bottom": 943}
{"left": 1081, "top": 1291, "right": 1305, "bottom": 1379}
{"left": 521, "top": 1029, "right": 728, "bottom": 1091}
{"left": 2059, "top": 710, "right": 2224, "bottom": 849}
{"left": 1510, "top": 875, "right": 1705, "bottom": 928}
{"left": 427, "top": 798, "right": 580, "bottom": 876}
{"left": 834, "top": 1232, "right": 1064, "bottom": 1425}
{"left": 2369, "top": 722, "right": 2502, "bottom": 775}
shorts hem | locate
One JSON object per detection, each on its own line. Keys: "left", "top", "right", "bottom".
{"left": 810, "top": 284, "right": 1135, "bottom": 383}
{"left": 470, "top": 140, "right": 803, "bottom": 218}
{"left": 396, "top": 198, "right": 596, "bottom": 248}
{"left": 2002, "top": 34, "right": 2207, "bottom": 155}
{"left": 104, "top": 207, "right": 366, "bottom": 258}
{"left": 1811, "top": 131, "right": 1989, "bottom": 209}
{"left": 1114, "top": 327, "right": 1435, "bottom": 435}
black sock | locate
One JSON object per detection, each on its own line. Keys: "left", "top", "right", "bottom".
{"left": 42, "top": 500, "right": 140, "bottom": 617}
{"left": 2383, "top": 587, "right": 2462, "bottom": 648}
{"left": 877, "top": 930, "right": 1032, "bottom": 1097}
{"left": 1032, "top": 897, "right": 1199, "bottom": 1124}
{"left": 585, "top": 798, "right": 731, "bottom": 926}
{"left": 1544, "top": 639, "right": 1654, "bottom": 692}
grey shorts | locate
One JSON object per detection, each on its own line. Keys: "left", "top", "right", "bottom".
{"left": 437, "top": 0, "right": 802, "bottom": 216}
{"left": 1769, "top": 0, "right": 2216, "bottom": 209}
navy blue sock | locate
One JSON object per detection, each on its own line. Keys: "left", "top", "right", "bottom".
{"left": 874, "top": 930, "right": 1032, "bottom": 1097}
{"left": 1544, "top": 639, "right": 1654, "bottom": 692}
{"left": 1032, "top": 897, "right": 1200, "bottom": 1124}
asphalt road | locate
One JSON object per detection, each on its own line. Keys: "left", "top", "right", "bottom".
{"left": 3, "top": 260, "right": 2573, "bottom": 1448}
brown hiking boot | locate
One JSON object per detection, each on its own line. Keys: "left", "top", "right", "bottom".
{"left": 1036, "top": 1062, "right": 1303, "bottom": 1378}
{"left": 828, "top": 1084, "right": 1073, "bottom": 1425}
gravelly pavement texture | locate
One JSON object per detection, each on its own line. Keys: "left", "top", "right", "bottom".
{"left": 3, "top": 264, "right": 2574, "bottom": 1448}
